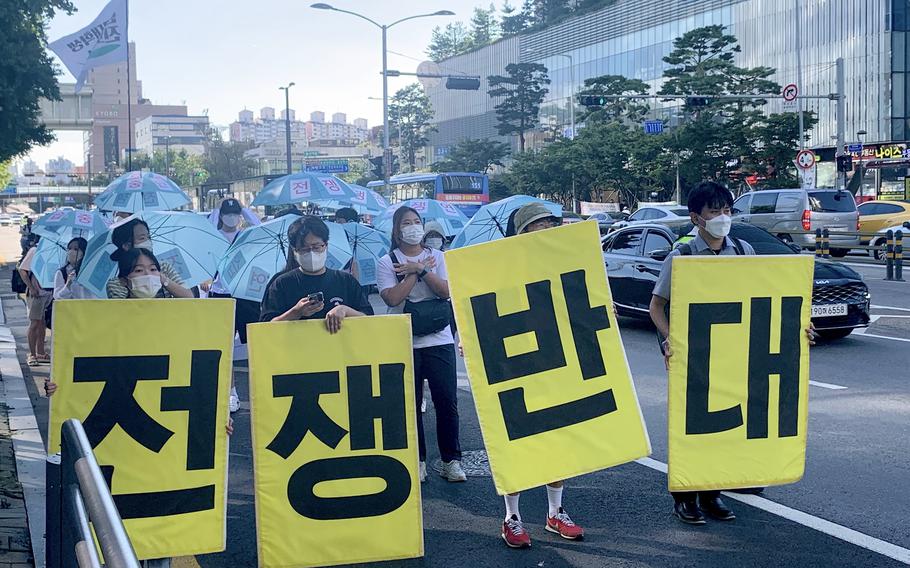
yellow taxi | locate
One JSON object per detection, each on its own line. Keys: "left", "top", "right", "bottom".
{"left": 857, "top": 200, "right": 910, "bottom": 243}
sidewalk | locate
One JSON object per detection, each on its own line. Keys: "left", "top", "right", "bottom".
{"left": 0, "top": 263, "right": 47, "bottom": 568}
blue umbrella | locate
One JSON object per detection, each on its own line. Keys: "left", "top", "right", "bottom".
{"left": 76, "top": 212, "right": 231, "bottom": 298}
{"left": 322, "top": 184, "right": 390, "bottom": 215}
{"left": 31, "top": 209, "right": 110, "bottom": 246}
{"left": 450, "top": 195, "right": 562, "bottom": 249}
{"left": 251, "top": 173, "right": 358, "bottom": 207}
{"left": 31, "top": 238, "right": 68, "bottom": 289}
{"left": 374, "top": 199, "right": 469, "bottom": 237}
{"left": 216, "top": 216, "right": 353, "bottom": 302}
{"left": 94, "top": 171, "right": 191, "bottom": 213}
{"left": 341, "top": 223, "right": 391, "bottom": 286}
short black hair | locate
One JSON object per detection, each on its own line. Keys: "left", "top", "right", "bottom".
{"left": 335, "top": 207, "right": 359, "bottom": 223}
{"left": 287, "top": 215, "right": 330, "bottom": 249}
{"left": 687, "top": 181, "right": 733, "bottom": 214}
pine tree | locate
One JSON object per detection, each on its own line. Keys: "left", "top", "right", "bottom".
{"left": 487, "top": 63, "right": 550, "bottom": 152}
{"left": 469, "top": 4, "right": 499, "bottom": 48}
{"left": 426, "top": 22, "right": 473, "bottom": 62}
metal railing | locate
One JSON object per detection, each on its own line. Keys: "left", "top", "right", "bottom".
{"left": 47, "top": 419, "right": 140, "bottom": 568}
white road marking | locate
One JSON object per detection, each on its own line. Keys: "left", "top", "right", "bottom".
{"left": 809, "top": 380, "right": 848, "bottom": 390}
{"left": 634, "top": 457, "right": 910, "bottom": 565}
{"left": 871, "top": 305, "right": 910, "bottom": 312}
{"left": 852, "top": 328, "right": 910, "bottom": 343}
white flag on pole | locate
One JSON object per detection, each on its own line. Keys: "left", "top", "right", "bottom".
{"left": 48, "top": 0, "right": 128, "bottom": 92}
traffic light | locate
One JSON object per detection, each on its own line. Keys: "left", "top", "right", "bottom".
{"left": 369, "top": 156, "right": 384, "bottom": 178}
{"left": 836, "top": 154, "right": 854, "bottom": 172}
{"left": 579, "top": 95, "right": 608, "bottom": 107}
{"left": 446, "top": 77, "right": 481, "bottom": 90}
{"left": 687, "top": 97, "right": 709, "bottom": 107}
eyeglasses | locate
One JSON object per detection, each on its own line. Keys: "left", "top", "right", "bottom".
{"left": 294, "top": 243, "right": 327, "bottom": 254}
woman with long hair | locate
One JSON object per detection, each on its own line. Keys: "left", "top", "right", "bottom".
{"left": 110, "top": 248, "right": 193, "bottom": 299}
{"left": 376, "top": 206, "right": 465, "bottom": 484}
{"left": 53, "top": 237, "right": 93, "bottom": 299}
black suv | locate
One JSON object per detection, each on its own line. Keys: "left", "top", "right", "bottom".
{"left": 601, "top": 222, "right": 871, "bottom": 341}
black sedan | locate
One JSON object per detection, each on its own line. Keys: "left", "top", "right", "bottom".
{"left": 601, "top": 222, "right": 871, "bottom": 341}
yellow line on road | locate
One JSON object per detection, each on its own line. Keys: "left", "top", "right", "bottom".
{"left": 171, "top": 557, "right": 202, "bottom": 568}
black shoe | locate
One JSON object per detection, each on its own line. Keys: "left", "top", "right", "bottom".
{"left": 700, "top": 496, "right": 736, "bottom": 521}
{"left": 673, "top": 501, "right": 706, "bottom": 525}
{"left": 729, "top": 487, "right": 765, "bottom": 495}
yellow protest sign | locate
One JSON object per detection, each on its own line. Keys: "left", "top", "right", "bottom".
{"left": 447, "top": 221, "right": 651, "bottom": 495}
{"left": 667, "top": 255, "right": 813, "bottom": 491}
{"left": 49, "top": 299, "right": 234, "bottom": 560}
{"left": 248, "top": 315, "right": 421, "bottom": 568}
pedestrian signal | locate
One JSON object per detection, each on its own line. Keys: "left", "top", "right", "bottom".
{"left": 49, "top": 299, "right": 235, "bottom": 559}
{"left": 447, "top": 221, "right": 650, "bottom": 495}
{"left": 667, "top": 256, "right": 813, "bottom": 491}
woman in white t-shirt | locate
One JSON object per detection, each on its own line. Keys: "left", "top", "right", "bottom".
{"left": 53, "top": 237, "right": 95, "bottom": 300}
{"left": 376, "top": 206, "right": 466, "bottom": 484}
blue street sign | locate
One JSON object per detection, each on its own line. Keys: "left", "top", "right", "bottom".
{"left": 303, "top": 160, "right": 350, "bottom": 174}
{"left": 644, "top": 120, "right": 664, "bottom": 134}
{"left": 847, "top": 144, "right": 863, "bottom": 153}
{"left": 2, "top": 185, "right": 17, "bottom": 195}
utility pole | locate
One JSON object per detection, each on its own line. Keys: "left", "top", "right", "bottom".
{"left": 795, "top": 0, "right": 804, "bottom": 150}
{"left": 280, "top": 82, "right": 295, "bottom": 175}
{"left": 835, "top": 57, "right": 846, "bottom": 190}
{"left": 164, "top": 136, "right": 170, "bottom": 178}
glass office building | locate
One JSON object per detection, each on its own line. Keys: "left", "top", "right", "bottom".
{"left": 426, "top": 0, "right": 900, "bottom": 190}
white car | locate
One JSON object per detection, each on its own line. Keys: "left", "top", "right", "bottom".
{"left": 609, "top": 205, "right": 690, "bottom": 232}
{"left": 870, "top": 221, "right": 910, "bottom": 260}
{"left": 0, "top": 214, "right": 11, "bottom": 226}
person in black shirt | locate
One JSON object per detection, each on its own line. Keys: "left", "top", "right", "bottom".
{"left": 260, "top": 216, "right": 373, "bottom": 332}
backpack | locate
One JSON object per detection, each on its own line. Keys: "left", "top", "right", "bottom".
{"left": 11, "top": 262, "right": 27, "bottom": 293}
{"left": 389, "top": 250, "right": 454, "bottom": 337}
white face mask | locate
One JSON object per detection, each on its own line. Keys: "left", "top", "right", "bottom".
{"left": 134, "top": 238, "right": 154, "bottom": 251}
{"left": 401, "top": 225, "right": 425, "bottom": 246}
{"left": 700, "top": 214, "right": 732, "bottom": 239}
{"left": 129, "top": 274, "right": 162, "bottom": 298}
{"left": 66, "top": 250, "right": 82, "bottom": 265}
{"left": 296, "top": 250, "right": 327, "bottom": 273}
{"left": 221, "top": 214, "right": 241, "bottom": 228}
{"left": 425, "top": 237, "right": 444, "bottom": 250}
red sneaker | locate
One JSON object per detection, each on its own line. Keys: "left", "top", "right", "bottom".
{"left": 546, "top": 508, "right": 584, "bottom": 540}
{"left": 501, "top": 515, "right": 531, "bottom": 549}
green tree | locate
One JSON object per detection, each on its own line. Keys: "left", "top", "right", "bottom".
{"left": 431, "top": 138, "right": 510, "bottom": 174}
{"left": 389, "top": 84, "right": 436, "bottom": 172}
{"left": 488, "top": 63, "right": 550, "bottom": 152}
{"left": 0, "top": 0, "right": 76, "bottom": 162}
{"left": 0, "top": 160, "right": 14, "bottom": 190}
{"left": 577, "top": 74, "right": 650, "bottom": 123}
{"left": 469, "top": 4, "right": 499, "bottom": 48}
{"left": 203, "top": 129, "right": 255, "bottom": 184}
{"left": 426, "top": 22, "right": 473, "bottom": 62}
{"left": 499, "top": 1, "right": 528, "bottom": 35}
{"left": 532, "top": 0, "right": 571, "bottom": 26}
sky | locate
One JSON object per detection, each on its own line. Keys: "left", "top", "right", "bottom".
{"left": 22, "top": 0, "right": 484, "bottom": 170}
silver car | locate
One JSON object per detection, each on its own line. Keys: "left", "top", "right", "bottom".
{"left": 609, "top": 205, "right": 690, "bottom": 232}
{"left": 732, "top": 189, "right": 860, "bottom": 257}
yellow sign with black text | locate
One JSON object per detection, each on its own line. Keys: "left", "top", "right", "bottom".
{"left": 248, "top": 316, "right": 422, "bottom": 568}
{"left": 447, "top": 221, "right": 651, "bottom": 495}
{"left": 667, "top": 255, "right": 813, "bottom": 491}
{"left": 49, "top": 299, "right": 234, "bottom": 560}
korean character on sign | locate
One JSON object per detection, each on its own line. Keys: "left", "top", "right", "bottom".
{"left": 267, "top": 363, "right": 411, "bottom": 519}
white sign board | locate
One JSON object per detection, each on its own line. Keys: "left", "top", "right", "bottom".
{"left": 580, "top": 201, "right": 619, "bottom": 215}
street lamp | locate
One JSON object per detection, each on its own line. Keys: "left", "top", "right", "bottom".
{"left": 527, "top": 49, "right": 575, "bottom": 141}
{"left": 279, "top": 82, "right": 296, "bottom": 175}
{"left": 311, "top": 4, "right": 453, "bottom": 187}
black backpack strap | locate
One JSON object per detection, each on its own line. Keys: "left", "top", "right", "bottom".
{"left": 389, "top": 250, "right": 405, "bottom": 282}
{"left": 677, "top": 243, "right": 693, "bottom": 256}
{"left": 731, "top": 237, "right": 745, "bottom": 255}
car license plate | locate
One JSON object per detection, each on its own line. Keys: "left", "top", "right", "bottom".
{"left": 812, "top": 303, "right": 848, "bottom": 317}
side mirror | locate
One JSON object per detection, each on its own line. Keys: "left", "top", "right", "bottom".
{"left": 789, "top": 243, "right": 802, "bottom": 254}
{"left": 649, "top": 249, "right": 670, "bottom": 261}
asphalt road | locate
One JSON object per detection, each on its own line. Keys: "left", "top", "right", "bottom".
{"left": 5, "top": 224, "right": 909, "bottom": 568}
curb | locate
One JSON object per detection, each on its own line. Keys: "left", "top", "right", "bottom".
{"left": 0, "top": 298, "right": 46, "bottom": 567}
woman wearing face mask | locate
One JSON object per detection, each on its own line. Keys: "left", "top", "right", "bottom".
{"left": 53, "top": 237, "right": 94, "bottom": 300}
{"left": 422, "top": 220, "right": 447, "bottom": 251}
{"left": 110, "top": 248, "right": 193, "bottom": 299}
{"left": 260, "top": 216, "right": 373, "bottom": 332}
{"left": 376, "top": 207, "right": 465, "bottom": 484}
{"left": 106, "top": 219, "right": 186, "bottom": 299}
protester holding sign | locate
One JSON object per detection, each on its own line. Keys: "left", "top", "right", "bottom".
{"left": 106, "top": 219, "right": 186, "bottom": 299}
{"left": 111, "top": 248, "right": 194, "bottom": 299}
{"left": 376, "top": 206, "right": 466, "bottom": 484}
{"left": 497, "top": 202, "right": 584, "bottom": 548}
{"left": 649, "top": 181, "right": 815, "bottom": 525}
{"left": 53, "top": 237, "right": 93, "bottom": 300}
{"left": 260, "top": 216, "right": 373, "bottom": 332}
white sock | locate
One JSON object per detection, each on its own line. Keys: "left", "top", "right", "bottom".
{"left": 504, "top": 493, "right": 521, "bottom": 522}
{"left": 546, "top": 485, "right": 564, "bottom": 517}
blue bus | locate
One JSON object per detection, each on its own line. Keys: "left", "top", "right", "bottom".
{"left": 367, "top": 172, "right": 489, "bottom": 217}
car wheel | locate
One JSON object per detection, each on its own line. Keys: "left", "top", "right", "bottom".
{"left": 829, "top": 248, "right": 849, "bottom": 258}
{"left": 873, "top": 239, "right": 886, "bottom": 261}
{"left": 817, "top": 328, "right": 854, "bottom": 341}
